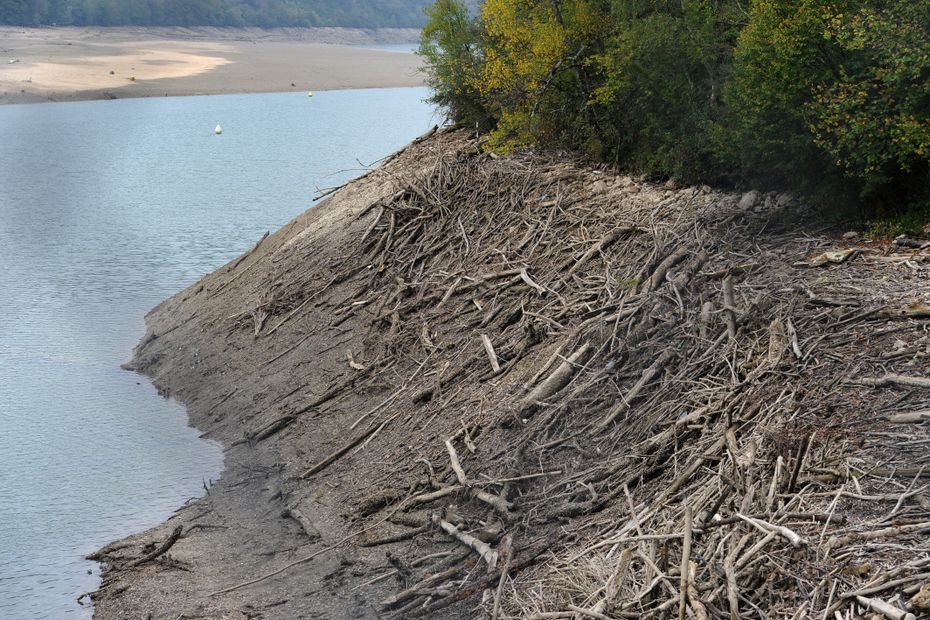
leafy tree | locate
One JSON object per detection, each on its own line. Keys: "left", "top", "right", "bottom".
{"left": 809, "top": 1, "right": 930, "bottom": 207}
{"left": 722, "top": 0, "right": 847, "bottom": 197}
{"left": 421, "top": 0, "right": 930, "bottom": 216}
{"left": 590, "top": 0, "right": 742, "bottom": 179}
{"left": 725, "top": 0, "right": 930, "bottom": 209}
{"left": 477, "top": 0, "right": 584, "bottom": 152}
{"left": 419, "top": 0, "right": 489, "bottom": 128}
{"left": 0, "top": 0, "right": 39, "bottom": 25}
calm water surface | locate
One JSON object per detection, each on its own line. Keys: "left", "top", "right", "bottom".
{"left": 356, "top": 43, "right": 418, "bottom": 53}
{"left": 0, "top": 87, "right": 436, "bottom": 619}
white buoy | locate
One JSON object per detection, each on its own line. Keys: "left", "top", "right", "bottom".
{"left": 214, "top": 124, "right": 223, "bottom": 135}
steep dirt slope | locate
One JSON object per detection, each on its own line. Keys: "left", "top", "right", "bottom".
{"left": 92, "top": 128, "right": 930, "bottom": 619}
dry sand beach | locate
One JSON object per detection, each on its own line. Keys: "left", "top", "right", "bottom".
{"left": 0, "top": 27, "right": 424, "bottom": 104}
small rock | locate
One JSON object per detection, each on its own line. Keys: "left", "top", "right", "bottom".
{"left": 842, "top": 231, "right": 859, "bottom": 240}
{"left": 776, "top": 192, "right": 795, "bottom": 207}
{"left": 475, "top": 521, "right": 503, "bottom": 543}
{"left": 739, "top": 190, "right": 761, "bottom": 210}
{"left": 841, "top": 562, "right": 871, "bottom": 577}
{"left": 443, "top": 505, "right": 464, "bottom": 526}
{"left": 909, "top": 583, "right": 930, "bottom": 611}
{"left": 618, "top": 175, "right": 633, "bottom": 187}
{"left": 591, "top": 180, "right": 608, "bottom": 193}
{"left": 664, "top": 179, "right": 679, "bottom": 190}
{"left": 700, "top": 184, "right": 712, "bottom": 194}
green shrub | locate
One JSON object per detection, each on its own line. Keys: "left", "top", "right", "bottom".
{"left": 724, "top": 0, "right": 930, "bottom": 211}
{"left": 419, "top": 0, "right": 490, "bottom": 129}
{"left": 421, "top": 0, "right": 930, "bottom": 220}
{"left": 809, "top": 1, "right": 930, "bottom": 209}
{"left": 721, "top": 0, "right": 837, "bottom": 193}
{"left": 591, "top": 0, "right": 743, "bottom": 181}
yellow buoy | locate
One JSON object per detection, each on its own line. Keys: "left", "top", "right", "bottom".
{"left": 307, "top": 91, "right": 313, "bottom": 97}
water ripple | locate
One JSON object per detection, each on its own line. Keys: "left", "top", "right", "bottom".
{"left": 0, "top": 88, "right": 436, "bottom": 618}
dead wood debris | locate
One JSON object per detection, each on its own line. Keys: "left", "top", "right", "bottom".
{"left": 217, "top": 131, "right": 930, "bottom": 618}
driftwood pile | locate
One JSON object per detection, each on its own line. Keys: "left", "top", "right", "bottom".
{"left": 230, "top": 131, "right": 930, "bottom": 618}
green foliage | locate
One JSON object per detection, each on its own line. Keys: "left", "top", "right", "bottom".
{"left": 0, "top": 0, "right": 439, "bottom": 27}
{"left": 419, "top": 0, "right": 489, "bottom": 128}
{"left": 722, "top": 0, "right": 930, "bottom": 211}
{"left": 422, "top": 0, "right": 930, "bottom": 216}
{"left": 721, "top": 0, "right": 834, "bottom": 192}
{"left": 809, "top": 1, "right": 930, "bottom": 205}
{"left": 590, "top": 0, "right": 742, "bottom": 181}
{"left": 866, "top": 204, "right": 930, "bottom": 240}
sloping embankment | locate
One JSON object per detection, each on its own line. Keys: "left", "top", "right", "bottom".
{"left": 93, "top": 128, "right": 930, "bottom": 619}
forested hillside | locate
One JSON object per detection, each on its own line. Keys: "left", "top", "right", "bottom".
{"left": 420, "top": 0, "right": 930, "bottom": 228}
{"left": 0, "top": 0, "right": 437, "bottom": 27}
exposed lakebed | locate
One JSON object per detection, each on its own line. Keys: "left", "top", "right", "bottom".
{"left": 0, "top": 87, "right": 435, "bottom": 618}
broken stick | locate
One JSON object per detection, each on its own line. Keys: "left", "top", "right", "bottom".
{"left": 520, "top": 342, "right": 592, "bottom": 415}
{"left": 481, "top": 334, "right": 501, "bottom": 374}
{"left": 127, "top": 525, "right": 182, "bottom": 568}
{"left": 431, "top": 514, "right": 499, "bottom": 570}
{"left": 855, "top": 374, "right": 930, "bottom": 390}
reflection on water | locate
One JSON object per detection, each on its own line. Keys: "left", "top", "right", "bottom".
{"left": 0, "top": 87, "right": 436, "bottom": 618}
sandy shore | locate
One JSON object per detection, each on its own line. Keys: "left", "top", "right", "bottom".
{"left": 0, "top": 27, "right": 424, "bottom": 104}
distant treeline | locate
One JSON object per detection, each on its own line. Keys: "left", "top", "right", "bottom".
{"left": 0, "top": 0, "right": 437, "bottom": 27}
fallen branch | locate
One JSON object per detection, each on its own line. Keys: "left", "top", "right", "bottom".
{"left": 678, "top": 507, "right": 693, "bottom": 620}
{"left": 646, "top": 247, "right": 689, "bottom": 293}
{"left": 491, "top": 534, "right": 513, "bottom": 620}
{"left": 519, "top": 268, "right": 548, "bottom": 295}
{"left": 405, "top": 537, "right": 552, "bottom": 617}
{"left": 431, "top": 514, "right": 499, "bottom": 570}
{"left": 520, "top": 342, "right": 592, "bottom": 415}
{"left": 722, "top": 275, "right": 737, "bottom": 339}
{"left": 445, "top": 438, "right": 469, "bottom": 485}
{"left": 443, "top": 438, "right": 513, "bottom": 517}
{"left": 360, "top": 525, "right": 430, "bottom": 547}
{"left": 127, "top": 526, "right": 182, "bottom": 568}
{"left": 888, "top": 410, "right": 930, "bottom": 424}
{"left": 855, "top": 374, "right": 930, "bottom": 390}
{"left": 826, "top": 521, "right": 930, "bottom": 550}
{"left": 736, "top": 513, "right": 806, "bottom": 547}
{"left": 379, "top": 565, "right": 464, "bottom": 610}
{"left": 346, "top": 349, "right": 366, "bottom": 371}
{"left": 481, "top": 334, "right": 501, "bottom": 374}
{"left": 598, "top": 349, "right": 674, "bottom": 430}
{"left": 301, "top": 423, "right": 381, "bottom": 478}
{"left": 855, "top": 595, "right": 917, "bottom": 620}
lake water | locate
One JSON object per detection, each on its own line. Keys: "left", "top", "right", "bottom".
{"left": 0, "top": 87, "right": 436, "bottom": 619}
{"left": 356, "top": 43, "right": 418, "bottom": 54}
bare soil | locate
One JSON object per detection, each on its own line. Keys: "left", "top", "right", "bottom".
{"left": 91, "top": 129, "right": 930, "bottom": 619}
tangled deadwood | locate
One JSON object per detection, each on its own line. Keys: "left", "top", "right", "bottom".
{"left": 200, "top": 130, "right": 930, "bottom": 618}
